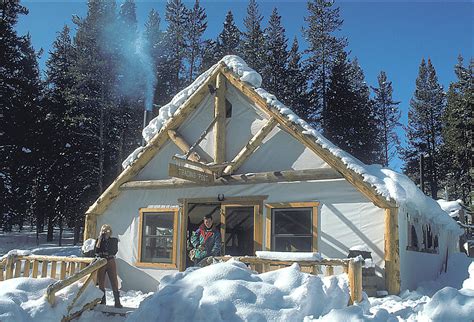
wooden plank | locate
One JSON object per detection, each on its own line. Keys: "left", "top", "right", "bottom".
{"left": 312, "top": 205, "right": 319, "bottom": 252}
{"left": 168, "top": 163, "right": 214, "bottom": 184}
{"left": 62, "top": 298, "right": 102, "bottom": 322}
{"left": 223, "top": 117, "right": 278, "bottom": 175}
{"left": 60, "top": 262, "right": 67, "bottom": 280}
{"left": 220, "top": 66, "right": 396, "bottom": 209}
{"left": 83, "top": 64, "right": 221, "bottom": 226}
{"left": 168, "top": 130, "right": 203, "bottom": 162}
{"left": 69, "top": 262, "right": 76, "bottom": 277}
{"left": 214, "top": 72, "right": 226, "bottom": 164}
{"left": 84, "top": 214, "right": 97, "bottom": 242}
{"left": 220, "top": 208, "right": 226, "bottom": 255}
{"left": 384, "top": 207, "right": 401, "bottom": 295}
{"left": 14, "top": 259, "right": 22, "bottom": 278}
{"left": 265, "top": 205, "right": 272, "bottom": 251}
{"left": 50, "top": 261, "right": 57, "bottom": 279}
{"left": 23, "top": 259, "right": 30, "bottom": 277}
{"left": 14, "top": 255, "right": 94, "bottom": 264}
{"left": 254, "top": 204, "right": 263, "bottom": 253}
{"left": 123, "top": 168, "right": 343, "bottom": 190}
{"left": 32, "top": 260, "right": 39, "bottom": 278}
{"left": 5, "top": 255, "right": 14, "bottom": 279}
{"left": 179, "top": 201, "right": 188, "bottom": 272}
{"left": 47, "top": 258, "right": 107, "bottom": 306}
{"left": 41, "top": 260, "right": 49, "bottom": 278}
{"left": 326, "top": 266, "right": 334, "bottom": 276}
{"left": 348, "top": 259, "right": 363, "bottom": 304}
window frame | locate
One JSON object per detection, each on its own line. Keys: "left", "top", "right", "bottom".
{"left": 136, "top": 207, "right": 179, "bottom": 269}
{"left": 265, "top": 202, "right": 319, "bottom": 252}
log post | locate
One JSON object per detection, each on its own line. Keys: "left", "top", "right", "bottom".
{"left": 214, "top": 72, "right": 226, "bottom": 164}
{"left": 41, "top": 260, "right": 49, "bottom": 278}
{"left": 23, "top": 259, "right": 30, "bottom": 277}
{"left": 384, "top": 207, "right": 400, "bottom": 295}
{"left": 50, "top": 261, "right": 57, "bottom": 279}
{"left": 326, "top": 266, "right": 334, "bottom": 276}
{"left": 5, "top": 255, "right": 14, "bottom": 280}
{"left": 348, "top": 258, "right": 363, "bottom": 304}
{"left": 60, "top": 261, "right": 67, "bottom": 280}
{"left": 168, "top": 130, "right": 202, "bottom": 162}
{"left": 14, "top": 259, "right": 22, "bottom": 278}
{"left": 83, "top": 214, "right": 97, "bottom": 242}
{"left": 32, "top": 260, "right": 39, "bottom": 278}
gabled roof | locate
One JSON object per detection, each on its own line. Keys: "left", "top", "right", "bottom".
{"left": 86, "top": 56, "right": 461, "bottom": 235}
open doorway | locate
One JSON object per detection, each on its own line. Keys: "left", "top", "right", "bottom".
{"left": 221, "top": 205, "right": 255, "bottom": 256}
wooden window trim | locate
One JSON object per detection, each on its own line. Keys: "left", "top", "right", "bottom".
{"left": 136, "top": 207, "right": 179, "bottom": 269}
{"left": 221, "top": 201, "right": 263, "bottom": 255}
{"left": 265, "top": 202, "right": 320, "bottom": 252}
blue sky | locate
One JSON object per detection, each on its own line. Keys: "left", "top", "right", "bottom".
{"left": 16, "top": 0, "right": 473, "bottom": 170}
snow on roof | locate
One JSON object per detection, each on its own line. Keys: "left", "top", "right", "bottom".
{"left": 437, "top": 199, "right": 464, "bottom": 218}
{"left": 124, "top": 55, "right": 462, "bottom": 235}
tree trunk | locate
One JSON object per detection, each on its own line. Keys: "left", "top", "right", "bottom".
{"left": 47, "top": 213, "right": 54, "bottom": 242}
{"left": 58, "top": 216, "right": 63, "bottom": 247}
{"left": 98, "top": 102, "right": 105, "bottom": 194}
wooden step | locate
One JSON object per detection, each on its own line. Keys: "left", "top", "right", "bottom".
{"left": 94, "top": 304, "right": 136, "bottom": 316}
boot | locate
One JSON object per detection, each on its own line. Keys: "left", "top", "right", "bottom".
{"left": 113, "top": 291, "right": 123, "bottom": 308}
{"left": 100, "top": 290, "right": 106, "bottom": 305}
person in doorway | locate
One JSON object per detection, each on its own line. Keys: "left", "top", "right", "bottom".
{"left": 190, "top": 214, "right": 221, "bottom": 266}
{"left": 95, "top": 224, "right": 122, "bottom": 308}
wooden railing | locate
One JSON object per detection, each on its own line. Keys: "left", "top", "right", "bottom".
{"left": 216, "top": 256, "right": 363, "bottom": 304}
{"left": 0, "top": 254, "right": 95, "bottom": 281}
{"left": 0, "top": 254, "right": 107, "bottom": 322}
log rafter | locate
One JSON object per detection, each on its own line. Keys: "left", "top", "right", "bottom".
{"left": 219, "top": 66, "right": 396, "bottom": 209}
{"left": 223, "top": 117, "right": 278, "bottom": 175}
{"left": 167, "top": 129, "right": 204, "bottom": 162}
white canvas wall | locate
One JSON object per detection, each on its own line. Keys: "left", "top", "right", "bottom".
{"left": 97, "top": 178, "right": 385, "bottom": 292}
{"left": 398, "top": 209, "right": 460, "bottom": 291}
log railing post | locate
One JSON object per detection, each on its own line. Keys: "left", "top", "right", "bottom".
{"left": 326, "top": 266, "right": 334, "bottom": 276}
{"left": 23, "top": 259, "right": 30, "bottom": 277}
{"left": 41, "top": 260, "right": 48, "bottom": 278}
{"left": 348, "top": 258, "right": 363, "bottom": 304}
{"left": 32, "top": 260, "right": 39, "bottom": 278}
{"left": 5, "top": 255, "right": 14, "bottom": 279}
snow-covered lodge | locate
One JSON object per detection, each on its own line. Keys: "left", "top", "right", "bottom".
{"left": 83, "top": 56, "right": 463, "bottom": 294}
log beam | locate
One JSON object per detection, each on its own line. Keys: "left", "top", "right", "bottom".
{"left": 223, "top": 117, "right": 277, "bottom": 175}
{"left": 167, "top": 130, "right": 203, "bottom": 162}
{"left": 84, "top": 64, "right": 221, "bottom": 222}
{"left": 214, "top": 72, "right": 226, "bottom": 164}
{"left": 121, "top": 168, "right": 343, "bottom": 190}
{"left": 384, "top": 207, "right": 400, "bottom": 294}
{"left": 220, "top": 65, "right": 396, "bottom": 209}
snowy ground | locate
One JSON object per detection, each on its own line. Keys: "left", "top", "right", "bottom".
{"left": 1, "top": 228, "right": 473, "bottom": 321}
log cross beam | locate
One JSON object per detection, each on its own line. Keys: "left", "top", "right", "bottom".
{"left": 167, "top": 129, "right": 205, "bottom": 163}
{"left": 223, "top": 117, "right": 278, "bottom": 175}
{"left": 214, "top": 72, "right": 226, "bottom": 164}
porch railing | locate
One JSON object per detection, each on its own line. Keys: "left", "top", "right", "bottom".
{"left": 0, "top": 254, "right": 107, "bottom": 322}
{"left": 216, "top": 256, "right": 363, "bottom": 304}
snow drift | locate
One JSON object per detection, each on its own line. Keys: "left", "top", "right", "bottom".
{"left": 0, "top": 277, "right": 102, "bottom": 322}
{"left": 126, "top": 259, "right": 350, "bottom": 322}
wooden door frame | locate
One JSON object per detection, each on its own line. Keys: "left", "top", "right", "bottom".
{"left": 178, "top": 196, "right": 266, "bottom": 271}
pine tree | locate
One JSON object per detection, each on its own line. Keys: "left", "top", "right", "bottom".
{"left": 185, "top": 0, "right": 207, "bottom": 82}
{"left": 262, "top": 8, "right": 288, "bottom": 93}
{"left": 323, "top": 52, "right": 379, "bottom": 164}
{"left": 145, "top": 8, "right": 168, "bottom": 106}
{"left": 164, "top": 0, "right": 188, "bottom": 93}
{"left": 217, "top": 11, "right": 241, "bottom": 58}
{"left": 441, "top": 56, "right": 473, "bottom": 203}
{"left": 241, "top": 0, "right": 265, "bottom": 73}
{"left": 303, "top": 0, "right": 347, "bottom": 126}
{"left": 402, "top": 58, "right": 445, "bottom": 198}
{"left": 0, "top": 1, "right": 42, "bottom": 232}
{"left": 371, "top": 71, "right": 401, "bottom": 167}
{"left": 284, "top": 38, "right": 310, "bottom": 121}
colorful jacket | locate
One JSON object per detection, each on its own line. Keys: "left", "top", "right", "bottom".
{"left": 190, "top": 224, "right": 221, "bottom": 261}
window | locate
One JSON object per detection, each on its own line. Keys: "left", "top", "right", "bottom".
{"left": 406, "top": 215, "right": 438, "bottom": 254}
{"left": 265, "top": 202, "right": 319, "bottom": 252}
{"left": 137, "top": 208, "right": 179, "bottom": 268}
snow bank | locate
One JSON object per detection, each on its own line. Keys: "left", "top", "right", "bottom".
{"left": 255, "top": 251, "right": 322, "bottom": 261}
{"left": 82, "top": 238, "right": 96, "bottom": 254}
{"left": 462, "top": 262, "right": 474, "bottom": 290}
{"left": 0, "top": 277, "right": 102, "bottom": 322}
{"left": 126, "top": 259, "right": 349, "bottom": 322}
{"left": 0, "top": 249, "right": 32, "bottom": 261}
